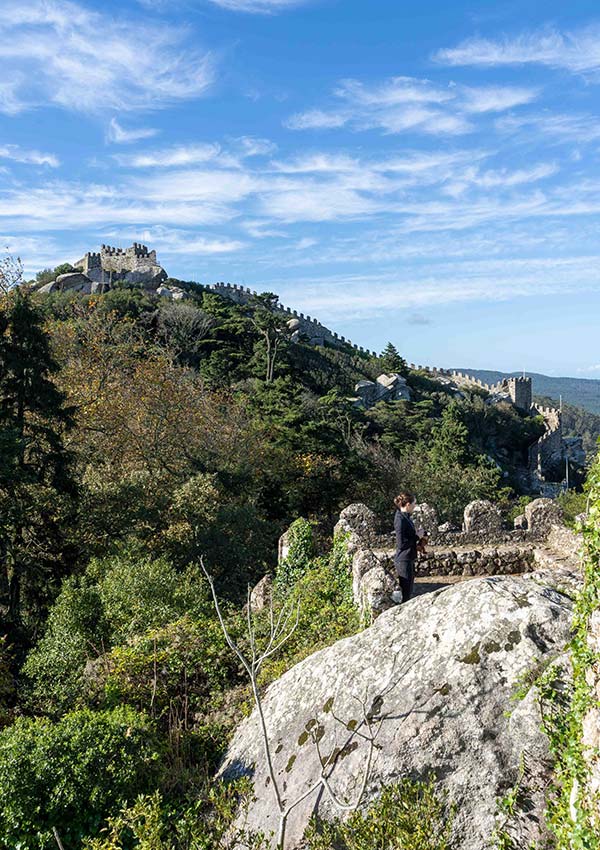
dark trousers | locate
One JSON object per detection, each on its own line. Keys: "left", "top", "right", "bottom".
{"left": 395, "top": 560, "right": 415, "bottom": 602}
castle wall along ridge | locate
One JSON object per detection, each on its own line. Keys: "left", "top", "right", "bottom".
{"left": 207, "top": 282, "right": 379, "bottom": 357}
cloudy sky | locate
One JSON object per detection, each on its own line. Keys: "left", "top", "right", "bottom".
{"left": 2, "top": 0, "right": 600, "bottom": 376}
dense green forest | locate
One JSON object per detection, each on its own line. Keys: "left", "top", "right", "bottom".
{"left": 0, "top": 266, "right": 573, "bottom": 848}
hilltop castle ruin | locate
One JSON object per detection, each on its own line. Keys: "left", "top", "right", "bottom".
{"left": 34, "top": 247, "right": 581, "bottom": 495}
{"left": 75, "top": 243, "right": 167, "bottom": 287}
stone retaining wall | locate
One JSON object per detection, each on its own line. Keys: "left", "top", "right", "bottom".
{"left": 410, "top": 545, "right": 536, "bottom": 577}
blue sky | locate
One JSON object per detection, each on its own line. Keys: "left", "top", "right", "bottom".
{"left": 2, "top": 0, "right": 600, "bottom": 376}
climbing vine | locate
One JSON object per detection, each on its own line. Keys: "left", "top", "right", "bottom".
{"left": 538, "top": 458, "right": 600, "bottom": 847}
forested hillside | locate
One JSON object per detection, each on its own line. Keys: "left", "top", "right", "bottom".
{"left": 0, "top": 272, "right": 562, "bottom": 848}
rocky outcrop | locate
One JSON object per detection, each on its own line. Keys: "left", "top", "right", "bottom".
{"left": 38, "top": 271, "right": 100, "bottom": 294}
{"left": 412, "top": 502, "right": 438, "bottom": 537}
{"left": 250, "top": 575, "right": 273, "bottom": 613}
{"left": 463, "top": 499, "right": 502, "bottom": 535}
{"left": 525, "top": 498, "right": 563, "bottom": 536}
{"left": 221, "top": 568, "right": 581, "bottom": 849}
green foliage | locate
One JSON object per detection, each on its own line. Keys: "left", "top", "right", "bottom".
{"left": 556, "top": 489, "right": 588, "bottom": 528}
{"left": 102, "top": 615, "right": 237, "bottom": 727}
{"left": 0, "top": 635, "right": 15, "bottom": 728}
{"left": 0, "top": 707, "right": 163, "bottom": 850}
{"left": 378, "top": 342, "right": 407, "bottom": 375}
{"left": 304, "top": 777, "right": 454, "bottom": 850}
{"left": 23, "top": 549, "right": 213, "bottom": 714}
{"left": 259, "top": 532, "right": 359, "bottom": 684}
{"left": 83, "top": 781, "right": 268, "bottom": 850}
{"left": 22, "top": 577, "right": 107, "bottom": 714}
{"left": 275, "top": 517, "right": 316, "bottom": 590}
{"left": 538, "top": 454, "right": 600, "bottom": 847}
{"left": 0, "top": 289, "right": 77, "bottom": 626}
{"left": 34, "top": 268, "right": 55, "bottom": 287}
{"left": 429, "top": 402, "right": 470, "bottom": 467}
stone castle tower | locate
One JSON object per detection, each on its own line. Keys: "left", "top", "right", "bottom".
{"left": 506, "top": 377, "right": 532, "bottom": 412}
{"left": 75, "top": 243, "right": 164, "bottom": 286}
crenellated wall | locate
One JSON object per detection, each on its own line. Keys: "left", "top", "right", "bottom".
{"left": 207, "top": 282, "right": 378, "bottom": 357}
{"left": 408, "top": 364, "right": 564, "bottom": 490}
{"left": 76, "top": 243, "right": 160, "bottom": 282}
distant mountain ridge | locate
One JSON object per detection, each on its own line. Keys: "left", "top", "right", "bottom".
{"left": 454, "top": 369, "right": 600, "bottom": 415}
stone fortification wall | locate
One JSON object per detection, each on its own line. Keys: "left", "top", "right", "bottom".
{"left": 411, "top": 364, "right": 565, "bottom": 489}
{"left": 76, "top": 243, "right": 161, "bottom": 283}
{"left": 399, "top": 544, "right": 536, "bottom": 577}
{"left": 410, "top": 365, "right": 533, "bottom": 410}
{"left": 207, "top": 282, "right": 378, "bottom": 356}
{"left": 330, "top": 499, "right": 577, "bottom": 618}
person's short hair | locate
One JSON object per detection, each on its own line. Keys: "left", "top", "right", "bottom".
{"left": 394, "top": 491, "right": 416, "bottom": 509}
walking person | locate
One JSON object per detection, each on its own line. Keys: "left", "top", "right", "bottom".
{"left": 393, "top": 491, "right": 422, "bottom": 603}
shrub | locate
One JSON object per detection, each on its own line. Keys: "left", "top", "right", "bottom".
{"left": 0, "top": 707, "right": 163, "bottom": 850}
{"left": 258, "top": 533, "right": 359, "bottom": 684}
{"left": 23, "top": 549, "right": 213, "bottom": 714}
{"left": 304, "top": 777, "right": 454, "bottom": 850}
{"left": 83, "top": 781, "right": 268, "bottom": 850}
{"left": 0, "top": 635, "right": 15, "bottom": 729}
{"left": 275, "top": 517, "right": 316, "bottom": 591}
{"left": 556, "top": 488, "right": 588, "bottom": 527}
{"left": 102, "top": 615, "right": 239, "bottom": 726}
{"left": 21, "top": 578, "right": 108, "bottom": 714}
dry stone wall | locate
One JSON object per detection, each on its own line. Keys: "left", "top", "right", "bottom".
{"left": 329, "top": 498, "right": 577, "bottom": 619}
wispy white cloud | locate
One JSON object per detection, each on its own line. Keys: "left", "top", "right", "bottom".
{"left": 285, "top": 109, "right": 349, "bottom": 130}
{"left": 107, "top": 118, "right": 159, "bottom": 144}
{"left": 284, "top": 75, "right": 537, "bottom": 136}
{"left": 274, "top": 254, "right": 600, "bottom": 320}
{"left": 116, "top": 143, "right": 223, "bottom": 168}
{"left": 435, "top": 25, "right": 600, "bottom": 78}
{"left": 442, "top": 162, "right": 558, "bottom": 197}
{"left": 460, "top": 85, "right": 539, "bottom": 113}
{"left": 285, "top": 75, "right": 464, "bottom": 136}
{"left": 334, "top": 76, "right": 454, "bottom": 107}
{"left": 496, "top": 112, "right": 600, "bottom": 144}
{"left": 0, "top": 144, "right": 59, "bottom": 167}
{"left": 235, "top": 136, "right": 278, "bottom": 157}
{"left": 0, "top": 0, "right": 216, "bottom": 115}
{"left": 206, "top": 0, "right": 305, "bottom": 13}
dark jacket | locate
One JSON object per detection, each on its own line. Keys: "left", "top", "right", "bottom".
{"left": 394, "top": 509, "right": 418, "bottom": 574}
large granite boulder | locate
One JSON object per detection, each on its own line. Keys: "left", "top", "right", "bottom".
{"left": 412, "top": 502, "right": 438, "bottom": 537}
{"left": 124, "top": 264, "right": 167, "bottom": 287}
{"left": 334, "top": 503, "right": 378, "bottom": 554}
{"left": 525, "top": 498, "right": 563, "bottom": 537}
{"left": 221, "top": 568, "right": 581, "bottom": 849}
{"left": 57, "top": 272, "right": 95, "bottom": 292}
{"left": 38, "top": 272, "right": 95, "bottom": 294}
{"left": 463, "top": 499, "right": 503, "bottom": 535}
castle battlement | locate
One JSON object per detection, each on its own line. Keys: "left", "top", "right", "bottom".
{"left": 76, "top": 243, "right": 162, "bottom": 283}
{"left": 207, "top": 282, "right": 378, "bottom": 357}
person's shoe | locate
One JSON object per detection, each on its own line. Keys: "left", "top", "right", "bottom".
{"left": 390, "top": 589, "right": 403, "bottom": 605}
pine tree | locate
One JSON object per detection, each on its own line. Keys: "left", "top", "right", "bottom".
{"left": 248, "top": 292, "right": 291, "bottom": 383}
{"left": 379, "top": 342, "right": 407, "bottom": 375}
{"left": 0, "top": 290, "right": 76, "bottom": 627}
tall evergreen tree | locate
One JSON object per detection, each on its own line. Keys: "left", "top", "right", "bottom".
{"left": 379, "top": 342, "right": 407, "bottom": 375}
{"left": 0, "top": 290, "right": 76, "bottom": 627}
{"left": 248, "top": 293, "right": 291, "bottom": 383}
